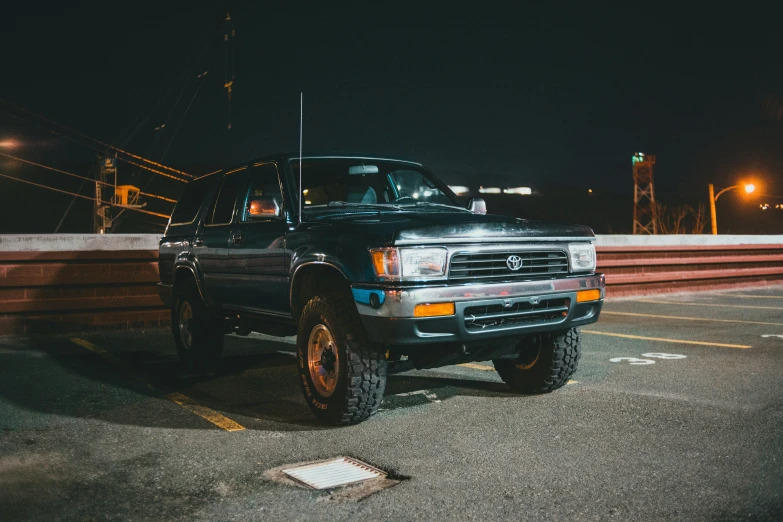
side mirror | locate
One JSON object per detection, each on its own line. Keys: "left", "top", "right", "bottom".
{"left": 247, "top": 196, "right": 281, "bottom": 219}
{"left": 468, "top": 198, "right": 487, "bottom": 215}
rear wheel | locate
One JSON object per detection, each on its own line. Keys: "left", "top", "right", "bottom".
{"left": 493, "top": 328, "right": 582, "bottom": 394}
{"left": 172, "top": 278, "right": 224, "bottom": 370}
{"left": 297, "top": 292, "right": 386, "bottom": 425}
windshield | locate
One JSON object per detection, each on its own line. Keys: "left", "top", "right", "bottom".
{"left": 289, "top": 158, "right": 464, "bottom": 211}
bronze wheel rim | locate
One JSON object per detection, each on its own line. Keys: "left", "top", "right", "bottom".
{"left": 515, "top": 337, "right": 541, "bottom": 370}
{"left": 308, "top": 324, "right": 339, "bottom": 397}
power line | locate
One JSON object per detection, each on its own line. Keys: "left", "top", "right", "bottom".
{"left": 119, "top": 65, "right": 191, "bottom": 148}
{"left": 0, "top": 151, "right": 177, "bottom": 202}
{"left": 54, "top": 178, "right": 87, "bottom": 233}
{"left": 117, "top": 157, "right": 189, "bottom": 183}
{"left": 119, "top": 18, "right": 216, "bottom": 149}
{"left": 0, "top": 106, "right": 192, "bottom": 186}
{"left": 0, "top": 172, "right": 170, "bottom": 219}
{"left": 0, "top": 98, "right": 194, "bottom": 178}
{"left": 160, "top": 71, "right": 208, "bottom": 161}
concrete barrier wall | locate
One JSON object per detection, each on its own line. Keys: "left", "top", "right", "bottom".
{"left": 0, "top": 235, "right": 167, "bottom": 336}
{"left": 596, "top": 235, "right": 783, "bottom": 297}
{"left": 1, "top": 234, "right": 782, "bottom": 335}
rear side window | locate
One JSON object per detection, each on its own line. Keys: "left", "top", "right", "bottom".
{"left": 206, "top": 170, "right": 245, "bottom": 225}
{"left": 170, "top": 175, "right": 219, "bottom": 225}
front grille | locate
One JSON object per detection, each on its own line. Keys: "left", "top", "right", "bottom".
{"left": 449, "top": 250, "right": 568, "bottom": 282}
{"left": 464, "top": 298, "right": 570, "bottom": 330}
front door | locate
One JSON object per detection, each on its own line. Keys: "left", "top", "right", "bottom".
{"left": 226, "top": 162, "right": 291, "bottom": 316}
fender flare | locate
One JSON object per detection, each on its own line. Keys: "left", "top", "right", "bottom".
{"left": 172, "top": 261, "right": 210, "bottom": 306}
{"left": 288, "top": 259, "right": 350, "bottom": 312}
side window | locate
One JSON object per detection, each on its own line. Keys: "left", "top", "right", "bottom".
{"left": 242, "top": 163, "right": 284, "bottom": 221}
{"left": 170, "top": 175, "right": 217, "bottom": 225}
{"left": 206, "top": 171, "right": 245, "bottom": 225}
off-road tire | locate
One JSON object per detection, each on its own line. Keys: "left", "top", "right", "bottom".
{"left": 172, "top": 278, "right": 224, "bottom": 370}
{"left": 493, "top": 328, "right": 582, "bottom": 394}
{"left": 297, "top": 292, "right": 387, "bottom": 425}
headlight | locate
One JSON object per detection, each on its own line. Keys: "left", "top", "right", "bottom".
{"left": 370, "top": 247, "right": 448, "bottom": 280}
{"left": 568, "top": 243, "right": 596, "bottom": 272}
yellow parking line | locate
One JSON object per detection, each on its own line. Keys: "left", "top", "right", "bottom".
{"left": 165, "top": 392, "right": 246, "bottom": 432}
{"left": 70, "top": 338, "right": 246, "bottom": 432}
{"left": 71, "top": 338, "right": 143, "bottom": 382}
{"left": 601, "top": 311, "right": 783, "bottom": 327}
{"left": 70, "top": 337, "right": 107, "bottom": 355}
{"left": 582, "top": 330, "right": 751, "bottom": 349}
{"left": 633, "top": 299, "right": 783, "bottom": 311}
{"left": 458, "top": 362, "right": 495, "bottom": 371}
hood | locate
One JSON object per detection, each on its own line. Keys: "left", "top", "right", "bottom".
{"left": 302, "top": 211, "right": 595, "bottom": 245}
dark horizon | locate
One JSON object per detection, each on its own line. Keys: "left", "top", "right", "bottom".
{"left": 1, "top": 2, "right": 782, "bottom": 233}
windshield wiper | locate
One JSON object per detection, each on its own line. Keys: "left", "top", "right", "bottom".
{"left": 410, "top": 201, "right": 471, "bottom": 212}
{"left": 304, "top": 202, "right": 405, "bottom": 211}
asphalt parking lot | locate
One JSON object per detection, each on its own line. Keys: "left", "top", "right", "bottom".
{"left": 2, "top": 286, "right": 782, "bottom": 521}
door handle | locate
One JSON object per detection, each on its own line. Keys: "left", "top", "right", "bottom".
{"left": 194, "top": 239, "right": 204, "bottom": 247}
{"left": 232, "top": 233, "right": 242, "bottom": 245}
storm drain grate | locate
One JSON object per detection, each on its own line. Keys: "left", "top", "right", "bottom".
{"left": 282, "top": 457, "right": 387, "bottom": 489}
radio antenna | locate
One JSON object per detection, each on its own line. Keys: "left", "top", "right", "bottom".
{"left": 298, "top": 92, "right": 303, "bottom": 226}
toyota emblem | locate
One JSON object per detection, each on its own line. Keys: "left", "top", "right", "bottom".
{"left": 506, "top": 255, "right": 523, "bottom": 271}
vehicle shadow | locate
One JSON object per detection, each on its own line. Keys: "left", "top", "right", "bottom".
{"left": 0, "top": 330, "right": 518, "bottom": 433}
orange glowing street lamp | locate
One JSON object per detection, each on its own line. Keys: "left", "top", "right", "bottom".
{"left": 708, "top": 182, "right": 756, "bottom": 235}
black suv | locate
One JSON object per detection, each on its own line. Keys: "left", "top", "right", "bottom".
{"left": 158, "top": 154, "right": 604, "bottom": 425}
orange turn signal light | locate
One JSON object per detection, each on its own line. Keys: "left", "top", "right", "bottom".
{"left": 370, "top": 251, "right": 386, "bottom": 276}
{"left": 414, "top": 302, "right": 455, "bottom": 318}
{"left": 576, "top": 289, "right": 601, "bottom": 303}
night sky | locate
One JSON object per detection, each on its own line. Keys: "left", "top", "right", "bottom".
{"left": 1, "top": 2, "right": 782, "bottom": 233}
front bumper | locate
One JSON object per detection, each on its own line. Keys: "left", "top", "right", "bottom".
{"left": 352, "top": 274, "right": 604, "bottom": 346}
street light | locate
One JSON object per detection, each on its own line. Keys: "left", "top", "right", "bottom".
{"left": 708, "top": 183, "right": 756, "bottom": 235}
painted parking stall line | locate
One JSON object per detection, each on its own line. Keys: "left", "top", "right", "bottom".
{"left": 458, "top": 363, "right": 495, "bottom": 371}
{"left": 632, "top": 299, "right": 783, "bottom": 311}
{"left": 165, "top": 392, "right": 245, "bottom": 432}
{"left": 70, "top": 338, "right": 246, "bottom": 432}
{"left": 601, "top": 311, "right": 783, "bottom": 327}
{"left": 71, "top": 338, "right": 149, "bottom": 385}
{"left": 582, "top": 330, "right": 751, "bottom": 349}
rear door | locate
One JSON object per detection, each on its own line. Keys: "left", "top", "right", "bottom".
{"left": 195, "top": 168, "right": 246, "bottom": 305}
{"left": 227, "top": 161, "right": 291, "bottom": 315}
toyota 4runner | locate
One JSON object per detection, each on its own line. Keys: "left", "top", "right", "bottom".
{"left": 158, "top": 154, "right": 604, "bottom": 425}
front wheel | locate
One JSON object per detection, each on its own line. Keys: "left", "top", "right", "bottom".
{"left": 297, "top": 293, "right": 387, "bottom": 425}
{"left": 493, "top": 328, "right": 582, "bottom": 394}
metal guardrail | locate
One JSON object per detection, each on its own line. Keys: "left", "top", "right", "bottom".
{"left": 1, "top": 234, "right": 782, "bottom": 335}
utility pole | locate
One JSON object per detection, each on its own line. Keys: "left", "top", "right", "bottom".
{"left": 94, "top": 155, "right": 117, "bottom": 233}
{"left": 632, "top": 152, "right": 657, "bottom": 234}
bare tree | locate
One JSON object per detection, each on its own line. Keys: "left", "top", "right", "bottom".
{"left": 655, "top": 202, "right": 707, "bottom": 234}
{"left": 689, "top": 203, "right": 707, "bottom": 234}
